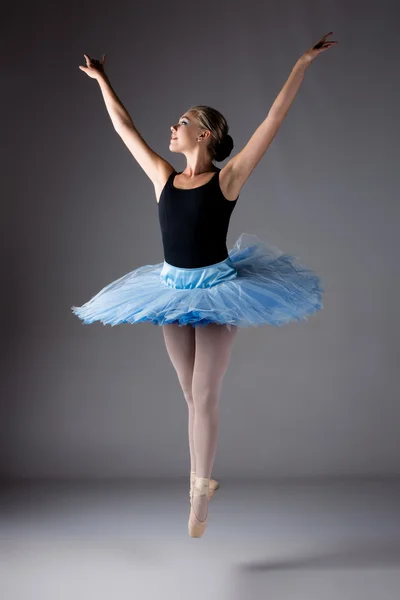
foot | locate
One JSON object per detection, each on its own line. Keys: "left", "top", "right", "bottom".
{"left": 192, "top": 482, "right": 209, "bottom": 522}
{"left": 188, "top": 477, "right": 210, "bottom": 537}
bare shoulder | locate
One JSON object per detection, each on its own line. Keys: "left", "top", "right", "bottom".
{"left": 154, "top": 162, "right": 175, "bottom": 204}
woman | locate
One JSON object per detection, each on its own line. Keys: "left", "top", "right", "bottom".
{"left": 72, "top": 32, "right": 337, "bottom": 538}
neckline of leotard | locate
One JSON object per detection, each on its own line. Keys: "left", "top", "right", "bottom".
{"left": 171, "top": 169, "right": 220, "bottom": 191}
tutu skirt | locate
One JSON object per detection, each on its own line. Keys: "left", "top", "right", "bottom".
{"left": 71, "top": 233, "right": 324, "bottom": 331}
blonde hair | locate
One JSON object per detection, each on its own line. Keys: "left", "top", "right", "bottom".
{"left": 186, "top": 105, "right": 234, "bottom": 163}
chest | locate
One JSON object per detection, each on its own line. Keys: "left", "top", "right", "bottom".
{"left": 155, "top": 170, "right": 238, "bottom": 203}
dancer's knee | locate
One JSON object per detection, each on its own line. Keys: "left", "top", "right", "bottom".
{"left": 181, "top": 383, "right": 194, "bottom": 406}
{"left": 192, "top": 385, "right": 221, "bottom": 412}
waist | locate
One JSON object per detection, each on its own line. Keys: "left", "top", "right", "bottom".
{"left": 162, "top": 243, "right": 230, "bottom": 269}
{"left": 160, "top": 256, "right": 237, "bottom": 289}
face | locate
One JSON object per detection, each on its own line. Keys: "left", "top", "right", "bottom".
{"left": 169, "top": 113, "right": 210, "bottom": 151}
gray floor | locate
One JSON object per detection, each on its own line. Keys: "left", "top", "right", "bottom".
{"left": 1, "top": 478, "right": 400, "bottom": 599}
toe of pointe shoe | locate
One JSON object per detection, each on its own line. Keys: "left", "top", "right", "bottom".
{"left": 188, "top": 509, "right": 208, "bottom": 538}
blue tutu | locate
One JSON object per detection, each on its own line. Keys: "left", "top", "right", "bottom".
{"left": 71, "top": 233, "right": 324, "bottom": 330}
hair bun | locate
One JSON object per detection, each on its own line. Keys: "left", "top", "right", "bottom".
{"left": 220, "top": 134, "right": 232, "bottom": 148}
{"left": 215, "top": 133, "right": 234, "bottom": 162}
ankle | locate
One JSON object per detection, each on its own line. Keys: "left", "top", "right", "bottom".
{"left": 193, "top": 476, "right": 210, "bottom": 496}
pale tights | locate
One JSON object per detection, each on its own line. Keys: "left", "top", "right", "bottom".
{"left": 162, "top": 322, "right": 238, "bottom": 520}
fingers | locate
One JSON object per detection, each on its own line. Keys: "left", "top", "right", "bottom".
{"left": 323, "top": 31, "right": 334, "bottom": 39}
{"left": 315, "top": 31, "right": 338, "bottom": 49}
{"left": 80, "top": 53, "right": 106, "bottom": 75}
{"left": 83, "top": 53, "right": 106, "bottom": 66}
{"left": 315, "top": 32, "right": 333, "bottom": 45}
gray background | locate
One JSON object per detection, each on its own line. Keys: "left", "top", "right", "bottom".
{"left": 2, "top": 0, "right": 399, "bottom": 481}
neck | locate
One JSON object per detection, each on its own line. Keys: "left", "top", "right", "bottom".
{"left": 181, "top": 154, "right": 217, "bottom": 177}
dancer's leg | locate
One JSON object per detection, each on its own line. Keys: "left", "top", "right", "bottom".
{"left": 162, "top": 323, "right": 196, "bottom": 472}
{"left": 191, "top": 323, "right": 238, "bottom": 520}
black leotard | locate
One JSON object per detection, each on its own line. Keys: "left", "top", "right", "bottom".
{"left": 158, "top": 168, "right": 238, "bottom": 268}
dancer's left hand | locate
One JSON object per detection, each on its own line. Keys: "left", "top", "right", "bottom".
{"left": 301, "top": 31, "right": 338, "bottom": 65}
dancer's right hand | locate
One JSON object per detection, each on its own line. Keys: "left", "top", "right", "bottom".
{"left": 79, "top": 54, "right": 107, "bottom": 79}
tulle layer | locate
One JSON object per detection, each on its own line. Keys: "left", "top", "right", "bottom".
{"left": 71, "top": 233, "right": 324, "bottom": 330}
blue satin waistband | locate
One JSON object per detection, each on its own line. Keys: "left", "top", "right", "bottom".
{"left": 160, "top": 256, "right": 238, "bottom": 289}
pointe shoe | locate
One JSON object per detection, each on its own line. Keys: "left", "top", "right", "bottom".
{"left": 188, "top": 477, "right": 210, "bottom": 538}
{"left": 189, "top": 473, "right": 220, "bottom": 505}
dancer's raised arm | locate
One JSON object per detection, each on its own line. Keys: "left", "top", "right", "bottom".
{"left": 225, "top": 32, "right": 338, "bottom": 194}
{"left": 79, "top": 54, "right": 171, "bottom": 185}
